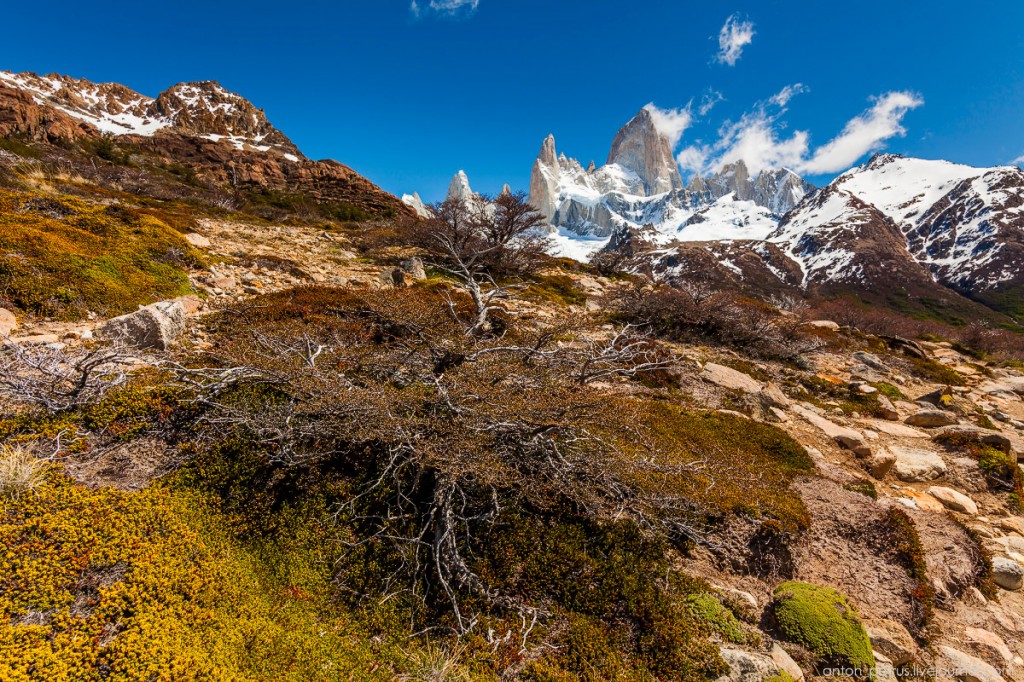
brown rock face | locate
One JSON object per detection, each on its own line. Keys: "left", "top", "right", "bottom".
{"left": 0, "top": 86, "right": 95, "bottom": 143}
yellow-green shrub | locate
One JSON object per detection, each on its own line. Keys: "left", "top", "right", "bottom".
{"left": 0, "top": 468, "right": 390, "bottom": 681}
{"left": 0, "top": 190, "right": 202, "bottom": 319}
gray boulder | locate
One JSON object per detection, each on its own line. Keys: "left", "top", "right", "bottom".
{"left": 99, "top": 301, "right": 185, "bottom": 350}
{"left": 890, "top": 446, "right": 947, "bottom": 482}
{"left": 991, "top": 557, "right": 1023, "bottom": 591}
{"left": 400, "top": 257, "right": 427, "bottom": 280}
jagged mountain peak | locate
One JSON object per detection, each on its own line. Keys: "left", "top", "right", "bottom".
{"left": 606, "top": 107, "right": 683, "bottom": 196}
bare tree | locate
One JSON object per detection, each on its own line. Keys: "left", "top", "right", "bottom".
{"left": 0, "top": 339, "right": 138, "bottom": 413}
{"left": 571, "top": 324, "right": 675, "bottom": 385}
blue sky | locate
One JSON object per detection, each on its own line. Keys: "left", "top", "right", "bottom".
{"left": 2, "top": 1, "right": 1022, "bottom": 201}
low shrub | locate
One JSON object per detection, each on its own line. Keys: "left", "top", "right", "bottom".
{"left": 768, "top": 582, "right": 874, "bottom": 674}
{"left": 0, "top": 189, "right": 201, "bottom": 319}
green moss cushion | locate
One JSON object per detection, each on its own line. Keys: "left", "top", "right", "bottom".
{"left": 770, "top": 582, "right": 874, "bottom": 673}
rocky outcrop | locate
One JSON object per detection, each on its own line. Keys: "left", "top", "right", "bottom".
{"left": 0, "top": 85, "right": 96, "bottom": 143}
{"left": 529, "top": 134, "right": 561, "bottom": 221}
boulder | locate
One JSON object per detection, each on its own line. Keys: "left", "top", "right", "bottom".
{"left": 890, "top": 446, "right": 947, "bottom": 482}
{"left": 792, "top": 405, "right": 872, "bottom": 457}
{"left": 933, "top": 426, "right": 1013, "bottom": 453}
{"left": 853, "top": 351, "right": 891, "bottom": 374}
{"left": 905, "top": 410, "right": 957, "bottom": 428}
{"left": 183, "top": 232, "right": 211, "bottom": 248}
{"left": 0, "top": 308, "right": 17, "bottom": 337}
{"left": 98, "top": 301, "right": 185, "bottom": 350}
{"left": 715, "top": 647, "right": 780, "bottom": 682}
{"left": 400, "top": 257, "right": 427, "bottom": 281}
{"left": 991, "top": 557, "right": 1024, "bottom": 591}
{"left": 937, "top": 646, "right": 1006, "bottom": 682}
{"left": 377, "top": 267, "right": 409, "bottom": 288}
{"left": 927, "top": 486, "right": 978, "bottom": 515}
{"left": 863, "top": 619, "right": 919, "bottom": 667}
{"left": 964, "top": 627, "right": 1013, "bottom": 665}
{"left": 806, "top": 320, "right": 840, "bottom": 331}
{"left": 702, "top": 363, "right": 762, "bottom": 394}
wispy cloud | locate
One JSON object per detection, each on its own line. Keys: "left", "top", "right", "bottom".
{"left": 677, "top": 89, "right": 924, "bottom": 176}
{"left": 716, "top": 14, "right": 755, "bottom": 66}
{"left": 769, "top": 83, "right": 807, "bottom": 108}
{"left": 411, "top": 0, "right": 479, "bottom": 18}
{"left": 1012, "top": 154, "right": 1024, "bottom": 166}
{"left": 698, "top": 89, "right": 725, "bottom": 116}
{"left": 800, "top": 91, "right": 923, "bottom": 174}
{"left": 643, "top": 103, "right": 693, "bottom": 148}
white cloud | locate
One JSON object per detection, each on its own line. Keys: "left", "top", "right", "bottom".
{"left": 698, "top": 90, "right": 725, "bottom": 116}
{"left": 411, "top": 0, "right": 479, "bottom": 18}
{"left": 716, "top": 14, "right": 755, "bottom": 66}
{"left": 643, "top": 103, "right": 693, "bottom": 148}
{"left": 677, "top": 90, "right": 924, "bottom": 177}
{"left": 769, "top": 83, "right": 807, "bottom": 108}
{"left": 1012, "top": 154, "right": 1024, "bottom": 166}
{"left": 799, "top": 91, "right": 923, "bottom": 174}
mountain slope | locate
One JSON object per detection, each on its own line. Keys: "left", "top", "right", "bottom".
{"left": 0, "top": 70, "right": 410, "bottom": 221}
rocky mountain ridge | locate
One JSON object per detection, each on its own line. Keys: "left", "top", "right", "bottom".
{"left": 0, "top": 70, "right": 302, "bottom": 157}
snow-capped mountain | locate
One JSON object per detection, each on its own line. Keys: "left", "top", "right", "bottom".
{"left": 607, "top": 153, "right": 1024, "bottom": 317}
{"left": 832, "top": 154, "right": 1024, "bottom": 293}
{"left": 527, "top": 109, "right": 813, "bottom": 246}
{"left": 0, "top": 71, "right": 301, "bottom": 158}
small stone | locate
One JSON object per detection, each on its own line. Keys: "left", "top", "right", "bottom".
{"left": 927, "top": 486, "right": 978, "bottom": 515}
{"left": 868, "top": 451, "right": 896, "bottom": 480}
{"left": 770, "top": 644, "right": 803, "bottom": 681}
